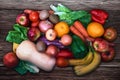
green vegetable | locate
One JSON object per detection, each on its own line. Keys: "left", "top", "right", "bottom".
{"left": 14, "top": 60, "right": 39, "bottom": 75}
{"left": 50, "top": 3, "right": 71, "bottom": 12}
{"left": 70, "top": 35, "right": 88, "bottom": 59}
{"left": 50, "top": 4, "right": 91, "bottom": 26}
{"left": 6, "top": 24, "right": 28, "bottom": 44}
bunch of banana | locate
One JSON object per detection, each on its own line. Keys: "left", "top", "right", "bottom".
{"left": 74, "top": 51, "right": 101, "bottom": 76}
{"left": 68, "top": 49, "right": 94, "bottom": 66}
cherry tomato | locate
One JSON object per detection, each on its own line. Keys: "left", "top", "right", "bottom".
{"left": 31, "top": 20, "right": 40, "bottom": 27}
{"left": 56, "top": 57, "right": 69, "bottom": 68}
{"left": 29, "top": 11, "right": 39, "bottom": 22}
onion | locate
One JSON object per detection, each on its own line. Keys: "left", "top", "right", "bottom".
{"left": 39, "top": 20, "right": 53, "bottom": 33}
{"left": 46, "top": 45, "right": 59, "bottom": 57}
{"left": 59, "top": 34, "right": 72, "bottom": 46}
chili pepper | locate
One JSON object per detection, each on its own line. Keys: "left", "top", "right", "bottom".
{"left": 90, "top": 9, "right": 108, "bottom": 24}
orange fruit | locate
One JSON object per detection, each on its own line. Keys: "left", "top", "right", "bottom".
{"left": 54, "top": 21, "right": 69, "bottom": 37}
{"left": 87, "top": 22, "right": 104, "bottom": 38}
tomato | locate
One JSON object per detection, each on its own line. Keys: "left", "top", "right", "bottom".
{"left": 56, "top": 57, "right": 69, "bottom": 68}
{"left": 31, "top": 20, "right": 40, "bottom": 27}
{"left": 29, "top": 11, "right": 39, "bottom": 22}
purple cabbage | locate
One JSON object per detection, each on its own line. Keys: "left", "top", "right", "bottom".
{"left": 37, "top": 36, "right": 65, "bottom": 48}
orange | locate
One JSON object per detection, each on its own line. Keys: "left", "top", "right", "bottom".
{"left": 87, "top": 22, "right": 104, "bottom": 38}
{"left": 54, "top": 21, "right": 69, "bottom": 37}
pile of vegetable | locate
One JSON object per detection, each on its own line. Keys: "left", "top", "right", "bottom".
{"left": 3, "top": 4, "right": 117, "bottom": 76}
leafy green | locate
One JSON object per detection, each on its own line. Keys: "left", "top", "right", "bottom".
{"left": 79, "top": 13, "right": 91, "bottom": 28}
{"left": 70, "top": 35, "right": 88, "bottom": 59}
{"left": 6, "top": 24, "right": 28, "bottom": 44}
{"left": 50, "top": 4, "right": 91, "bottom": 26}
{"left": 14, "top": 60, "right": 39, "bottom": 75}
{"left": 50, "top": 3, "right": 71, "bottom": 12}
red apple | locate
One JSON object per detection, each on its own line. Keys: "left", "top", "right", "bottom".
{"left": 56, "top": 49, "right": 74, "bottom": 59}
{"left": 93, "top": 38, "right": 109, "bottom": 52}
{"left": 3, "top": 52, "right": 19, "bottom": 68}
{"left": 27, "top": 27, "right": 40, "bottom": 41}
{"left": 16, "top": 13, "right": 29, "bottom": 26}
{"left": 104, "top": 27, "right": 117, "bottom": 41}
{"left": 101, "top": 47, "right": 115, "bottom": 62}
{"left": 45, "top": 29, "right": 57, "bottom": 41}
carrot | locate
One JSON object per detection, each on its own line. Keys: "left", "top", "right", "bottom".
{"left": 70, "top": 26, "right": 85, "bottom": 41}
{"left": 73, "top": 21, "right": 95, "bottom": 42}
{"left": 74, "top": 21, "right": 89, "bottom": 38}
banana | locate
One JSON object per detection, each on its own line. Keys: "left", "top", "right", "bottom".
{"left": 74, "top": 52, "right": 101, "bottom": 76}
{"left": 69, "top": 50, "right": 93, "bottom": 66}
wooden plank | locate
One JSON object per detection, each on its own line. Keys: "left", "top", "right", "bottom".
{"left": 0, "top": 66, "right": 120, "bottom": 80}
{"left": 0, "top": 0, "right": 120, "bottom": 10}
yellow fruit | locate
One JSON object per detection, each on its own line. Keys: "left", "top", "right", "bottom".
{"left": 87, "top": 22, "right": 104, "bottom": 38}
{"left": 74, "top": 52, "right": 101, "bottom": 76}
{"left": 68, "top": 50, "right": 93, "bottom": 66}
{"left": 54, "top": 21, "right": 69, "bottom": 37}
{"left": 13, "top": 43, "right": 19, "bottom": 53}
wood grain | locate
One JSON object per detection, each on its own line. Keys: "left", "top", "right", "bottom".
{"left": 0, "top": 0, "right": 120, "bottom": 10}
{"left": 0, "top": 0, "right": 120, "bottom": 80}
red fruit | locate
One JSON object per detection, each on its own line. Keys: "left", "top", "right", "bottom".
{"left": 31, "top": 20, "right": 40, "bottom": 27}
{"left": 45, "top": 29, "right": 57, "bottom": 41}
{"left": 27, "top": 27, "right": 40, "bottom": 41}
{"left": 56, "top": 57, "right": 69, "bottom": 68}
{"left": 16, "top": 13, "right": 29, "bottom": 26}
{"left": 101, "top": 47, "right": 115, "bottom": 62}
{"left": 56, "top": 49, "right": 74, "bottom": 59}
{"left": 3, "top": 52, "right": 19, "bottom": 68}
{"left": 29, "top": 11, "right": 39, "bottom": 22}
{"left": 104, "top": 27, "right": 117, "bottom": 41}
{"left": 93, "top": 38, "right": 109, "bottom": 52}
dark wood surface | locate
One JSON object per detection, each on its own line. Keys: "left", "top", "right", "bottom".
{"left": 0, "top": 0, "right": 120, "bottom": 80}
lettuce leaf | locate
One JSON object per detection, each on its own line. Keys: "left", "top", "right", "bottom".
{"left": 50, "top": 3, "right": 71, "bottom": 12}
{"left": 6, "top": 24, "right": 28, "bottom": 44}
{"left": 50, "top": 4, "right": 91, "bottom": 26}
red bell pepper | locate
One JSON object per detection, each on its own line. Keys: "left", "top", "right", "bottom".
{"left": 90, "top": 9, "right": 108, "bottom": 24}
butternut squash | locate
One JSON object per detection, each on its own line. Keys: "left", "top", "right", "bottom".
{"left": 16, "top": 40, "right": 56, "bottom": 71}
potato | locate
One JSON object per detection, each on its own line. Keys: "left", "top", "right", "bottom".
{"left": 39, "top": 10, "right": 49, "bottom": 20}
{"left": 49, "top": 14, "right": 59, "bottom": 24}
{"left": 36, "top": 41, "right": 46, "bottom": 52}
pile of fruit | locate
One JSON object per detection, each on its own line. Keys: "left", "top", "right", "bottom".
{"left": 3, "top": 4, "right": 117, "bottom": 76}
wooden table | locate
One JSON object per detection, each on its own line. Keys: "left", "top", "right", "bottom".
{"left": 0, "top": 0, "right": 120, "bottom": 80}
